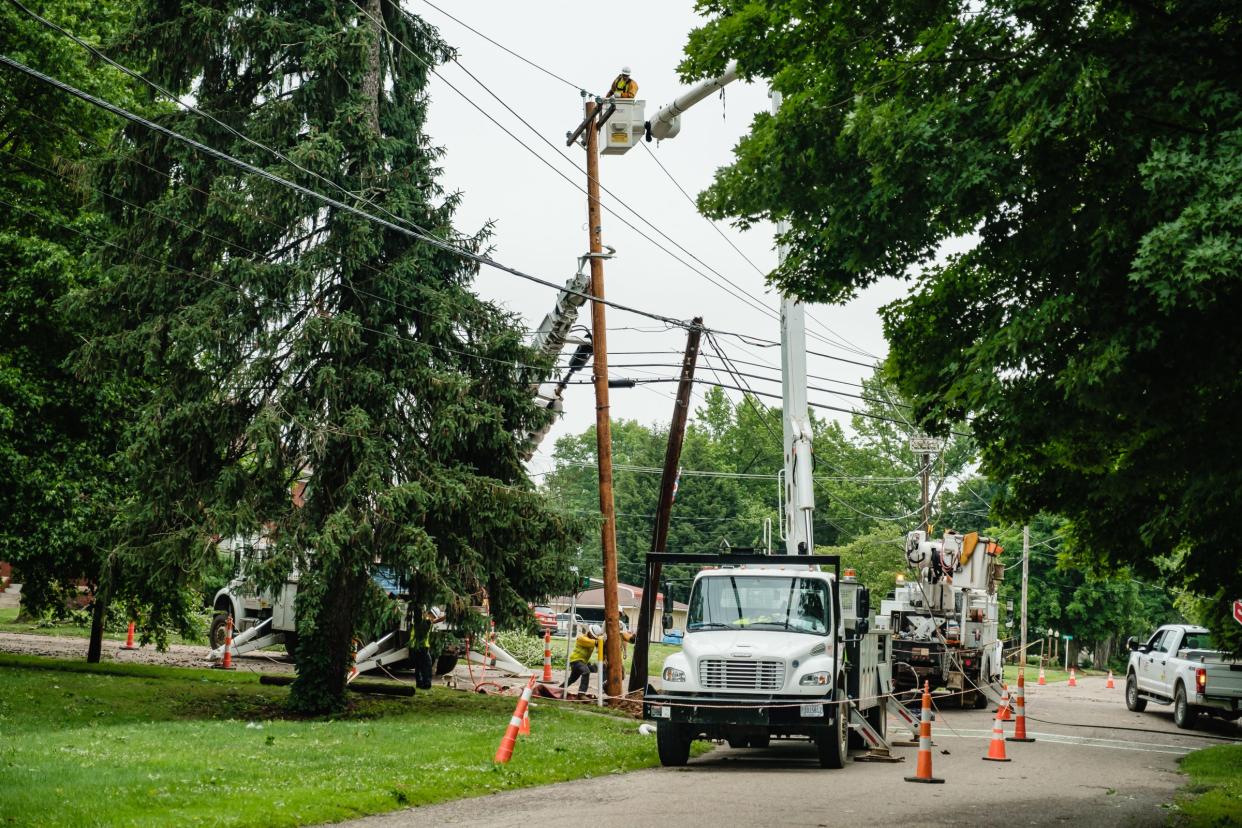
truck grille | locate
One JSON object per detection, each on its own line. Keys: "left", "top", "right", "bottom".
{"left": 698, "top": 659, "right": 785, "bottom": 691}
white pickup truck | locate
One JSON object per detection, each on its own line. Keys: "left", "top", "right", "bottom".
{"left": 1125, "top": 624, "right": 1242, "bottom": 729}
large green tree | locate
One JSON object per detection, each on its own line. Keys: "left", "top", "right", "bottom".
{"left": 682, "top": 1, "right": 1242, "bottom": 652}
{"left": 0, "top": 0, "right": 143, "bottom": 658}
{"left": 72, "top": 0, "right": 577, "bottom": 711}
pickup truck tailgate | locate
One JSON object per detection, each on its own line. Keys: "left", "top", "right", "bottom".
{"left": 1205, "top": 661, "right": 1242, "bottom": 699}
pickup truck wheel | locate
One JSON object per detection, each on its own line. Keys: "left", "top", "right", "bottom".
{"left": 656, "top": 721, "right": 691, "bottom": 767}
{"left": 1126, "top": 673, "right": 1146, "bottom": 712}
{"left": 816, "top": 690, "right": 848, "bottom": 769}
{"left": 1174, "top": 684, "right": 1198, "bottom": 730}
{"left": 749, "top": 733, "right": 770, "bottom": 749}
{"left": 726, "top": 735, "right": 750, "bottom": 749}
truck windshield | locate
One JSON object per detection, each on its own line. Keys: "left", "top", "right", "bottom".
{"left": 687, "top": 575, "right": 830, "bottom": 635}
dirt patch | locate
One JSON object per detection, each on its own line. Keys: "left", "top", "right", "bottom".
{"left": 0, "top": 631, "right": 296, "bottom": 674}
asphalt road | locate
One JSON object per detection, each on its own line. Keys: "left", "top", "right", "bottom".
{"left": 336, "top": 675, "right": 1240, "bottom": 828}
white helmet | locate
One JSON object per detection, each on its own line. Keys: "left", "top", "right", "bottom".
{"left": 588, "top": 623, "right": 603, "bottom": 638}
{"left": 620, "top": 66, "right": 632, "bottom": 76}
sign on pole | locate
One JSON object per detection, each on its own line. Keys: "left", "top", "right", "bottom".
{"left": 1233, "top": 599, "right": 1242, "bottom": 627}
{"left": 908, "top": 434, "right": 942, "bottom": 454}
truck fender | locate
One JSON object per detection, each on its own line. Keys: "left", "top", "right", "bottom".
{"left": 212, "top": 588, "right": 243, "bottom": 624}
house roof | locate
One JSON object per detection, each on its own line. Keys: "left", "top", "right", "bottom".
{"left": 549, "top": 582, "right": 688, "bottom": 611}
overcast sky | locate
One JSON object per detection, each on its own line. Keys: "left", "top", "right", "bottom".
{"left": 414, "top": 0, "right": 912, "bottom": 476}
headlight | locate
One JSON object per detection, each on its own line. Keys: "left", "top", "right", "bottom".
{"left": 663, "top": 666, "right": 687, "bottom": 682}
{"left": 799, "top": 671, "right": 831, "bottom": 686}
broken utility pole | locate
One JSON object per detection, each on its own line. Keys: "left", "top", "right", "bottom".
{"left": 628, "top": 317, "right": 703, "bottom": 695}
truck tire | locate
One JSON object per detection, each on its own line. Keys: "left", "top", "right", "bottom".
{"left": 434, "top": 652, "right": 459, "bottom": 676}
{"left": 749, "top": 732, "right": 770, "bottom": 749}
{"left": 816, "top": 689, "right": 848, "bottom": 769}
{"left": 726, "top": 734, "right": 750, "bottom": 749}
{"left": 1125, "top": 672, "right": 1147, "bottom": 712}
{"left": 656, "top": 720, "right": 691, "bottom": 767}
{"left": 972, "top": 686, "right": 989, "bottom": 709}
{"left": 209, "top": 613, "right": 230, "bottom": 650}
{"left": 1174, "top": 683, "right": 1198, "bottom": 730}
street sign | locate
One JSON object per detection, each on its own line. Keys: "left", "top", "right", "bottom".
{"left": 1061, "top": 634, "right": 1073, "bottom": 641}
{"left": 908, "top": 434, "right": 942, "bottom": 454}
{"left": 1233, "top": 599, "right": 1242, "bottom": 627}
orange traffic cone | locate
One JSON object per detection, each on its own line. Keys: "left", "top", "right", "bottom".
{"left": 121, "top": 620, "right": 137, "bottom": 650}
{"left": 1037, "top": 666, "right": 1046, "bottom": 686}
{"left": 520, "top": 708, "right": 531, "bottom": 736}
{"left": 1105, "top": 670, "right": 1115, "bottom": 689}
{"left": 1008, "top": 672, "right": 1035, "bottom": 743}
{"left": 542, "top": 630, "right": 553, "bottom": 683}
{"left": 1068, "top": 667, "right": 1078, "bottom": 687}
{"left": 216, "top": 615, "right": 235, "bottom": 670}
{"left": 904, "top": 682, "right": 945, "bottom": 784}
{"left": 982, "top": 702, "right": 1011, "bottom": 762}
{"left": 495, "top": 676, "right": 536, "bottom": 764}
{"left": 996, "top": 682, "right": 1012, "bottom": 721}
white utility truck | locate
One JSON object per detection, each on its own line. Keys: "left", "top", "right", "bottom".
{"left": 1125, "top": 624, "right": 1242, "bottom": 729}
{"left": 643, "top": 551, "right": 894, "bottom": 769}
{"left": 880, "top": 529, "right": 1005, "bottom": 707}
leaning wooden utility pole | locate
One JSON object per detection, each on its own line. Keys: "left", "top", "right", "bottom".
{"left": 628, "top": 318, "right": 703, "bottom": 695}
{"left": 570, "top": 99, "right": 623, "bottom": 703}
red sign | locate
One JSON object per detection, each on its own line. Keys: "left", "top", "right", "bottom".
{"left": 1234, "top": 600, "right": 1242, "bottom": 627}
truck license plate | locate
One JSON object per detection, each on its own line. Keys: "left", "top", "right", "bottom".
{"left": 800, "top": 703, "right": 825, "bottom": 717}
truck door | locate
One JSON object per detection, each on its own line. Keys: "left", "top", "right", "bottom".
{"left": 1137, "top": 630, "right": 1165, "bottom": 693}
{"left": 1151, "top": 629, "right": 1181, "bottom": 699}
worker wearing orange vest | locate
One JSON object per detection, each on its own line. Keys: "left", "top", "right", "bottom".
{"left": 606, "top": 66, "right": 638, "bottom": 99}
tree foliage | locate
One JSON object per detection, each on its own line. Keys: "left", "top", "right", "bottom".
{"left": 0, "top": 0, "right": 137, "bottom": 625}
{"left": 71, "top": 0, "right": 579, "bottom": 712}
{"left": 681, "top": 1, "right": 1242, "bottom": 653}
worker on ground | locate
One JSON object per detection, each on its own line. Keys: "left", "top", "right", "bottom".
{"left": 411, "top": 610, "right": 438, "bottom": 690}
{"left": 565, "top": 623, "right": 602, "bottom": 698}
{"left": 605, "top": 66, "right": 638, "bottom": 99}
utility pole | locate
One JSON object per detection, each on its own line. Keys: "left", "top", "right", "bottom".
{"left": 1020, "top": 525, "right": 1030, "bottom": 676}
{"left": 920, "top": 451, "right": 931, "bottom": 533}
{"left": 572, "top": 99, "right": 623, "bottom": 703}
{"left": 629, "top": 318, "right": 703, "bottom": 694}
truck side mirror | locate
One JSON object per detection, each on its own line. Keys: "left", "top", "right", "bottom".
{"left": 662, "top": 612, "right": 674, "bottom": 631}
{"left": 1126, "top": 636, "right": 1137, "bottom": 652}
{"left": 857, "top": 586, "right": 870, "bottom": 621}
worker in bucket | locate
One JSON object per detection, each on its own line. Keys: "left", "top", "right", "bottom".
{"left": 564, "top": 623, "right": 602, "bottom": 698}
{"left": 605, "top": 66, "right": 638, "bottom": 99}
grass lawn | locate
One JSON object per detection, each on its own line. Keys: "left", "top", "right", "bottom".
{"left": 1177, "top": 744, "right": 1242, "bottom": 825}
{"left": 0, "top": 653, "right": 681, "bottom": 826}
{"left": 0, "top": 606, "right": 207, "bottom": 646}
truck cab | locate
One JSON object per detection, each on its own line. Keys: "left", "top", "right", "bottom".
{"left": 643, "top": 553, "right": 892, "bottom": 769}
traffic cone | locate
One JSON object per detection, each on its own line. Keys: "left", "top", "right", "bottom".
{"left": 1038, "top": 666, "right": 1046, "bottom": 686}
{"left": 996, "top": 682, "right": 1012, "bottom": 721}
{"left": 904, "top": 682, "right": 945, "bottom": 784}
{"left": 216, "top": 615, "right": 235, "bottom": 670}
{"left": 1068, "top": 667, "right": 1078, "bottom": 687}
{"left": 520, "top": 708, "right": 531, "bottom": 736}
{"left": 1008, "top": 672, "right": 1035, "bottom": 743}
{"left": 542, "top": 630, "right": 553, "bottom": 683}
{"left": 494, "top": 676, "right": 536, "bottom": 764}
{"left": 121, "top": 620, "right": 137, "bottom": 650}
{"left": 1105, "top": 670, "right": 1115, "bottom": 689}
{"left": 982, "top": 703, "right": 1011, "bottom": 762}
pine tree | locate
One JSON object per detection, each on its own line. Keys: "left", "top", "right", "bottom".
{"left": 76, "top": 0, "right": 578, "bottom": 711}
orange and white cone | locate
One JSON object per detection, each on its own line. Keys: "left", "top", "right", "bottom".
{"left": 996, "top": 682, "right": 1012, "bottom": 721}
{"left": 495, "top": 675, "right": 536, "bottom": 764}
{"left": 982, "top": 702, "right": 1011, "bottom": 762}
{"left": 216, "top": 615, "right": 235, "bottom": 670}
{"left": 1105, "top": 670, "right": 1115, "bottom": 689}
{"left": 520, "top": 708, "right": 531, "bottom": 736}
{"left": 904, "top": 682, "right": 945, "bottom": 784}
{"left": 1007, "top": 672, "right": 1035, "bottom": 743}
{"left": 122, "top": 620, "right": 137, "bottom": 650}
{"left": 542, "top": 630, "right": 553, "bottom": 683}
{"left": 1068, "top": 667, "right": 1078, "bottom": 687}
{"left": 1037, "top": 666, "right": 1046, "bottom": 686}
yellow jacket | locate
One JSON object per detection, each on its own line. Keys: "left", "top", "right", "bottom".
{"left": 570, "top": 634, "right": 597, "bottom": 664}
{"left": 607, "top": 75, "right": 638, "bottom": 99}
